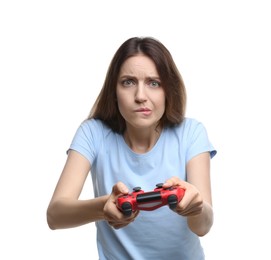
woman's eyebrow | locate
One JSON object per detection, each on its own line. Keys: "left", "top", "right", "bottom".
{"left": 119, "top": 75, "right": 160, "bottom": 80}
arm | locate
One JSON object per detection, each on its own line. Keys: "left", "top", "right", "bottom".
{"left": 164, "top": 152, "right": 213, "bottom": 236}
{"left": 47, "top": 150, "right": 104, "bottom": 229}
{"left": 47, "top": 150, "right": 137, "bottom": 230}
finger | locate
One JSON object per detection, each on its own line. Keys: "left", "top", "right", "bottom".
{"left": 177, "top": 206, "right": 203, "bottom": 216}
{"left": 110, "top": 222, "right": 130, "bottom": 229}
{"left": 176, "top": 199, "right": 203, "bottom": 216}
{"left": 163, "top": 176, "right": 180, "bottom": 188}
{"left": 163, "top": 177, "right": 187, "bottom": 190}
{"left": 107, "top": 212, "right": 138, "bottom": 229}
{"left": 118, "top": 210, "right": 139, "bottom": 222}
{"left": 112, "top": 182, "right": 129, "bottom": 197}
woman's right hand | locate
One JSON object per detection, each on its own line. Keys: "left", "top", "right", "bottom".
{"left": 103, "top": 182, "right": 139, "bottom": 229}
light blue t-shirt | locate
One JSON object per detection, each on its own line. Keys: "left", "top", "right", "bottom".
{"left": 69, "top": 118, "right": 216, "bottom": 260}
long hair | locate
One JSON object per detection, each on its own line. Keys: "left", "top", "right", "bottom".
{"left": 88, "top": 37, "right": 186, "bottom": 133}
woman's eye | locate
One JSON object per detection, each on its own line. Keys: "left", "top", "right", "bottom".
{"left": 122, "top": 79, "right": 135, "bottom": 87}
{"left": 149, "top": 81, "right": 161, "bottom": 88}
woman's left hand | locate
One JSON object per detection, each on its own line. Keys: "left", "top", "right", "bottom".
{"left": 163, "top": 176, "right": 203, "bottom": 217}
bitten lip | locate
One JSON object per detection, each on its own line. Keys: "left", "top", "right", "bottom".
{"left": 134, "top": 107, "right": 151, "bottom": 112}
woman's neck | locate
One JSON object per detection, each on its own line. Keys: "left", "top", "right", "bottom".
{"left": 123, "top": 126, "right": 162, "bottom": 154}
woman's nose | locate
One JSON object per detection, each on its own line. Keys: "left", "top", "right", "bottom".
{"left": 135, "top": 84, "right": 147, "bottom": 103}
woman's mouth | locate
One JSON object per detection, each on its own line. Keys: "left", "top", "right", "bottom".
{"left": 135, "top": 108, "right": 152, "bottom": 116}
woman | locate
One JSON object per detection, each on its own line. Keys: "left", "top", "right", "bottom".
{"left": 47, "top": 36, "right": 217, "bottom": 259}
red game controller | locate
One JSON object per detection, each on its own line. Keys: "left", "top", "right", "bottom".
{"left": 117, "top": 183, "right": 185, "bottom": 216}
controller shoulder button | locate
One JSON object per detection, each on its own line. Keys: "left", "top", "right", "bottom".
{"left": 156, "top": 183, "right": 163, "bottom": 188}
{"left": 133, "top": 187, "right": 142, "bottom": 192}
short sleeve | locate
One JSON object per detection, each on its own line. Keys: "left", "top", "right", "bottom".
{"left": 68, "top": 119, "right": 101, "bottom": 165}
{"left": 186, "top": 120, "right": 217, "bottom": 162}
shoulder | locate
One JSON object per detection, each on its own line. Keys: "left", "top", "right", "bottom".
{"left": 72, "top": 119, "right": 114, "bottom": 148}
{"left": 79, "top": 119, "right": 112, "bottom": 136}
{"left": 170, "top": 117, "right": 204, "bottom": 135}
{"left": 80, "top": 118, "right": 107, "bottom": 130}
{"left": 167, "top": 117, "right": 216, "bottom": 157}
{"left": 175, "top": 118, "right": 217, "bottom": 159}
{"left": 69, "top": 119, "right": 116, "bottom": 164}
{"left": 162, "top": 118, "right": 206, "bottom": 147}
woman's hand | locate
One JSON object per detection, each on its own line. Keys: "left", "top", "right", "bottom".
{"left": 103, "top": 182, "right": 139, "bottom": 229}
{"left": 163, "top": 176, "right": 203, "bottom": 217}
{"left": 164, "top": 153, "right": 213, "bottom": 236}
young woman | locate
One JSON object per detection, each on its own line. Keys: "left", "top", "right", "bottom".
{"left": 47, "top": 36, "right": 217, "bottom": 259}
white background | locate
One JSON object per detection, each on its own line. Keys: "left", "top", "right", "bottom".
{"left": 1, "top": 0, "right": 271, "bottom": 259}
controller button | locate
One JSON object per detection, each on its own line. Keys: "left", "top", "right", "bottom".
{"left": 133, "top": 187, "right": 142, "bottom": 192}
{"left": 156, "top": 183, "right": 163, "bottom": 188}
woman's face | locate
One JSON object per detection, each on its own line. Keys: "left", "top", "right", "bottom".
{"left": 116, "top": 54, "right": 165, "bottom": 131}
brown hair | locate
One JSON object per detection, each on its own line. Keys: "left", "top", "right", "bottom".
{"left": 88, "top": 36, "right": 186, "bottom": 133}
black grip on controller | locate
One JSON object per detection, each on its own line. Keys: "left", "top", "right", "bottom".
{"left": 121, "top": 202, "right": 132, "bottom": 216}
{"left": 167, "top": 194, "right": 178, "bottom": 210}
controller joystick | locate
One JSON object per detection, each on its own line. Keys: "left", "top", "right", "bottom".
{"left": 117, "top": 183, "right": 185, "bottom": 216}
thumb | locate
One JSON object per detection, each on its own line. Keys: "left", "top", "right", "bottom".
{"left": 112, "top": 182, "right": 129, "bottom": 197}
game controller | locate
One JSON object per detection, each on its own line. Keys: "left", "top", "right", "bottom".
{"left": 117, "top": 183, "right": 185, "bottom": 216}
